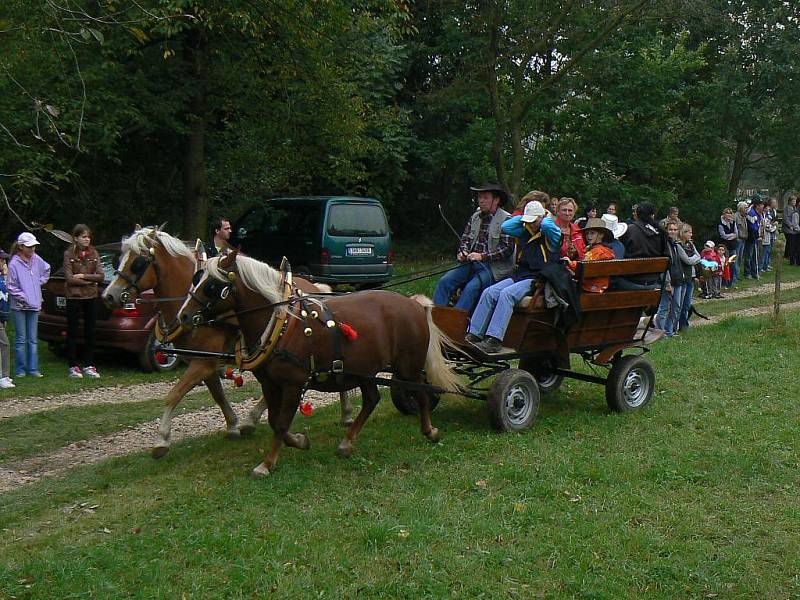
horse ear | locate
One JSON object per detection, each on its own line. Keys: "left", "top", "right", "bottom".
{"left": 158, "top": 221, "right": 168, "bottom": 232}
{"left": 220, "top": 249, "right": 238, "bottom": 269}
{"left": 134, "top": 223, "right": 142, "bottom": 231}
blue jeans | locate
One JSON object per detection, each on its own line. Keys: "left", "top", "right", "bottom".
{"left": 11, "top": 309, "right": 39, "bottom": 376}
{"left": 678, "top": 279, "right": 694, "bottom": 330}
{"left": 468, "top": 277, "right": 532, "bottom": 341}
{"left": 743, "top": 240, "right": 759, "bottom": 278}
{"left": 760, "top": 243, "right": 773, "bottom": 271}
{"left": 433, "top": 262, "right": 494, "bottom": 312}
{"left": 731, "top": 239, "right": 745, "bottom": 284}
{"left": 655, "top": 285, "right": 683, "bottom": 335}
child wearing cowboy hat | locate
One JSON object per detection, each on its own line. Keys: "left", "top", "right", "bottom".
{"left": 564, "top": 218, "right": 617, "bottom": 294}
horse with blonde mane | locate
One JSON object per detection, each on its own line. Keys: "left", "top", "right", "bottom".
{"left": 177, "top": 250, "right": 461, "bottom": 478}
{"left": 103, "top": 226, "right": 353, "bottom": 458}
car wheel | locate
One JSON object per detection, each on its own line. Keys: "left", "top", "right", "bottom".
{"left": 138, "top": 331, "right": 180, "bottom": 373}
{"left": 488, "top": 369, "right": 540, "bottom": 432}
{"left": 605, "top": 355, "right": 655, "bottom": 412}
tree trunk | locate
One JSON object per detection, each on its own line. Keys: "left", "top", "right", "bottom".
{"left": 181, "top": 27, "right": 209, "bottom": 240}
{"left": 726, "top": 135, "right": 750, "bottom": 202}
{"left": 509, "top": 102, "right": 524, "bottom": 200}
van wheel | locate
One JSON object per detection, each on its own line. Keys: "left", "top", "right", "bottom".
{"left": 295, "top": 265, "right": 311, "bottom": 278}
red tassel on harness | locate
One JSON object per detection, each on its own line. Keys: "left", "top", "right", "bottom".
{"left": 233, "top": 374, "right": 244, "bottom": 387}
{"left": 339, "top": 322, "right": 358, "bottom": 341}
{"left": 224, "top": 367, "right": 234, "bottom": 380}
{"left": 299, "top": 401, "right": 314, "bottom": 417}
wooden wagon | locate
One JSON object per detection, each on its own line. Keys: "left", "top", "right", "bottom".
{"left": 391, "top": 257, "right": 669, "bottom": 432}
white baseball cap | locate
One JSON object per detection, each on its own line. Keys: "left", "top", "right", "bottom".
{"left": 17, "top": 232, "right": 40, "bottom": 247}
{"left": 521, "top": 201, "right": 546, "bottom": 223}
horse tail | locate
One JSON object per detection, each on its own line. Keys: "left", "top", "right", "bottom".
{"left": 415, "top": 299, "right": 462, "bottom": 396}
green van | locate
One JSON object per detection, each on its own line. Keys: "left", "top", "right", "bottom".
{"left": 231, "top": 196, "right": 393, "bottom": 286}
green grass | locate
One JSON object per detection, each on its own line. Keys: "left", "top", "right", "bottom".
{"left": 1, "top": 312, "right": 799, "bottom": 598}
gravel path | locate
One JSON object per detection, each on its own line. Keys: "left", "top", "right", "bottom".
{"left": 694, "top": 278, "right": 800, "bottom": 302}
{"left": 0, "top": 388, "right": 347, "bottom": 493}
{"left": 0, "top": 378, "right": 211, "bottom": 420}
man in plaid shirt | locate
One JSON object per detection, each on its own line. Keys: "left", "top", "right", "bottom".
{"left": 433, "top": 182, "right": 515, "bottom": 312}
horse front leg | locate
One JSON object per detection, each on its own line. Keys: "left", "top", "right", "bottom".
{"left": 252, "top": 384, "right": 303, "bottom": 478}
{"left": 153, "top": 359, "right": 211, "bottom": 458}
{"left": 204, "top": 368, "right": 240, "bottom": 440}
{"left": 336, "top": 383, "right": 380, "bottom": 459}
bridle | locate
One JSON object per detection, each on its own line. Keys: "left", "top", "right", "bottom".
{"left": 115, "top": 251, "right": 159, "bottom": 304}
{"left": 185, "top": 267, "right": 237, "bottom": 327}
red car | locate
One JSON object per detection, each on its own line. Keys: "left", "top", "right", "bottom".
{"left": 38, "top": 243, "right": 179, "bottom": 372}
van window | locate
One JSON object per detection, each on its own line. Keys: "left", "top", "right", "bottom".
{"left": 327, "top": 204, "right": 387, "bottom": 237}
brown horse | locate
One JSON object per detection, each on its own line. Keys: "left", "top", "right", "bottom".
{"left": 176, "top": 250, "right": 461, "bottom": 477}
{"left": 102, "top": 227, "right": 354, "bottom": 458}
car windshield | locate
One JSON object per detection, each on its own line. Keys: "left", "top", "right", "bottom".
{"left": 327, "top": 204, "right": 387, "bottom": 237}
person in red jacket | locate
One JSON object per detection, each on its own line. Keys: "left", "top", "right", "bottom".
{"left": 554, "top": 198, "right": 586, "bottom": 261}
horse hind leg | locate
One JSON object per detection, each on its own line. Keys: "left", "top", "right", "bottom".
{"left": 204, "top": 371, "right": 240, "bottom": 440}
{"left": 337, "top": 383, "right": 380, "bottom": 459}
{"left": 339, "top": 389, "right": 355, "bottom": 426}
{"left": 238, "top": 395, "right": 268, "bottom": 436}
{"left": 417, "top": 390, "right": 440, "bottom": 443}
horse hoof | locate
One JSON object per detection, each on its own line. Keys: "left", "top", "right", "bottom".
{"left": 251, "top": 463, "right": 270, "bottom": 478}
{"left": 238, "top": 423, "right": 256, "bottom": 437}
{"left": 336, "top": 441, "right": 353, "bottom": 459}
{"left": 296, "top": 434, "right": 310, "bottom": 450}
{"left": 224, "top": 428, "right": 241, "bottom": 440}
{"left": 152, "top": 444, "right": 170, "bottom": 459}
{"left": 340, "top": 417, "right": 354, "bottom": 426}
{"left": 426, "top": 428, "right": 440, "bottom": 443}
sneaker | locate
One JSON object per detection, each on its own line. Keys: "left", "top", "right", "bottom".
{"left": 82, "top": 366, "right": 100, "bottom": 379}
{"left": 15, "top": 372, "right": 25, "bottom": 378}
{"left": 464, "top": 333, "right": 482, "bottom": 344}
{"left": 29, "top": 372, "right": 44, "bottom": 378}
{"left": 68, "top": 366, "right": 83, "bottom": 378}
{"left": 476, "top": 336, "right": 503, "bottom": 354}
{"left": 0, "top": 377, "right": 15, "bottom": 389}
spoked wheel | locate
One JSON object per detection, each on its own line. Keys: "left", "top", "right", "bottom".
{"left": 519, "top": 357, "right": 564, "bottom": 395}
{"left": 487, "top": 369, "right": 540, "bottom": 432}
{"left": 390, "top": 376, "right": 440, "bottom": 415}
{"left": 605, "top": 355, "right": 655, "bottom": 412}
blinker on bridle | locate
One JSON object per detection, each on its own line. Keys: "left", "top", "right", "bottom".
{"left": 187, "top": 267, "right": 237, "bottom": 326}
{"left": 115, "top": 246, "right": 158, "bottom": 303}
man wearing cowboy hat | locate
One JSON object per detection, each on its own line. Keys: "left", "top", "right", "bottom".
{"left": 433, "top": 181, "right": 514, "bottom": 312}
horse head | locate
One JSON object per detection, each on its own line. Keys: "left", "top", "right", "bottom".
{"left": 178, "top": 249, "right": 242, "bottom": 327}
{"left": 103, "top": 226, "right": 196, "bottom": 309}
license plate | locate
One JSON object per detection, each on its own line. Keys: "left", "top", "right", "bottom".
{"left": 347, "top": 247, "right": 373, "bottom": 257}
{"left": 56, "top": 296, "right": 66, "bottom": 308}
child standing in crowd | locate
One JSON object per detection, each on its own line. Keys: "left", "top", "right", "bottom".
{"left": 718, "top": 244, "right": 733, "bottom": 289}
{"left": 700, "top": 241, "right": 723, "bottom": 299}
{"left": 64, "top": 224, "right": 104, "bottom": 378}
{"left": 6, "top": 232, "right": 50, "bottom": 378}
{"left": 0, "top": 249, "right": 13, "bottom": 389}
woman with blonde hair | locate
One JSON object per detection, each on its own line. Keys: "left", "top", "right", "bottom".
{"left": 63, "top": 224, "right": 104, "bottom": 378}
